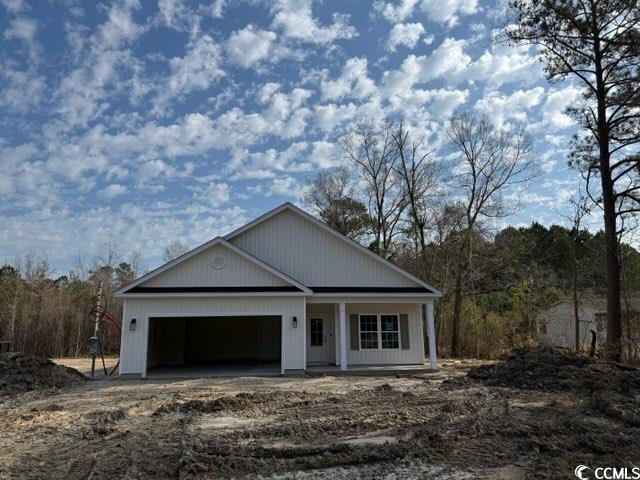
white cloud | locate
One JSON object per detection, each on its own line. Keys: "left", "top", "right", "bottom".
{"left": 381, "top": 37, "right": 470, "bottom": 99}
{"left": 266, "top": 176, "right": 301, "bottom": 197}
{"left": 475, "top": 87, "right": 545, "bottom": 126}
{"left": 257, "top": 82, "right": 281, "bottom": 104}
{"left": 308, "top": 140, "right": 341, "bottom": 168}
{"left": 420, "top": 0, "right": 478, "bottom": 27}
{"left": 374, "top": 0, "right": 419, "bottom": 22}
{"left": 271, "top": 0, "right": 356, "bottom": 45}
{"left": 463, "top": 43, "right": 540, "bottom": 87}
{"left": 542, "top": 85, "right": 582, "bottom": 129}
{"left": 315, "top": 102, "right": 358, "bottom": 131}
{"left": 55, "top": 0, "right": 146, "bottom": 127}
{"left": 96, "top": 0, "right": 144, "bottom": 49}
{"left": 37, "top": 86, "right": 315, "bottom": 194}
{"left": 320, "top": 57, "right": 375, "bottom": 101}
{"left": 388, "top": 22, "right": 424, "bottom": 51}
{"left": 158, "top": 0, "right": 195, "bottom": 31}
{"left": 211, "top": 0, "right": 225, "bottom": 18}
{"left": 168, "top": 35, "right": 224, "bottom": 94}
{"left": 226, "top": 25, "right": 276, "bottom": 68}
{"left": 422, "top": 88, "right": 469, "bottom": 116}
{"left": 135, "top": 158, "right": 194, "bottom": 184}
{"left": 0, "top": 0, "right": 25, "bottom": 13}
{"left": 4, "top": 17, "right": 37, "bottom": 42}
{"left": 98, "top": 184, "right": 127, "bottom": 198}
{"left": 190, "top": 182, "right": 230, "bottom": 207}
{"left": 0, "top": 67, "right": 46, "bottom": 112}
{"left": 228, "top": 142, "right": 311, "bottom": 179}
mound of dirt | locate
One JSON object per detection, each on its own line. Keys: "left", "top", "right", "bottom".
{"left": 0, "top": 352, "right": 86, "bottom": 397}
{"left": 467, "top": 345, "right": 640, "bottom": 394}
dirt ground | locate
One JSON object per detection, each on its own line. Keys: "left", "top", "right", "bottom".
{"left": 1, "top": 352, "right": 638, "bottom": 479}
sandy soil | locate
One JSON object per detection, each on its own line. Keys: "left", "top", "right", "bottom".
{"left": 50, "top": 356, "right": 119, "bottom": 377}
{"left": 0, "top": 356, "right": 637, "bottom": 479}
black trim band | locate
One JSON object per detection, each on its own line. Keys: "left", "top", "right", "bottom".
{"left": 309, "top": 287, "right": 433, "bottom": 294}
{"left": 126, "top": 286, "right": 303, "bottom": 293}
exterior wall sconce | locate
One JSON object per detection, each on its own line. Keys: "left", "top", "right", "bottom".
{"left": 130, "top": 318, "right": 137, "bottom": 331}
{"left": 292, "top": 316, "right": 297, "bottom": 328}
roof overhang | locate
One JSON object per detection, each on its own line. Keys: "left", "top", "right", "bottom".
{"left": 117, "top": 291, "right": 310, "bottom": 298}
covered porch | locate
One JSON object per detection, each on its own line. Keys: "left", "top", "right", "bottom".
{"left": 304, "top": 297, "right": 438, "bottom": 371}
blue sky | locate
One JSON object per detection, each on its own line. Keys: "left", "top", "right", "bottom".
{"left": 1, "top": 0, "right": 589, "bottom": 275}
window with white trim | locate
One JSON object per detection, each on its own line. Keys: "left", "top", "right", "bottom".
{"left": 381, "top": 314, "right": 399, "bottom": 349}
{"left": 359, "top": 314, "right": 378, "bottom": 349}
{"left": 359, "top": 314, "right": 400, "bottom": 350}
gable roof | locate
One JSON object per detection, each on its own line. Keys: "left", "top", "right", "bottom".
{"left": 224, "top": 202, "right": 442, "bottom": 297}
{"left": 115, "top": 236, "right": 312, "bottom": 296}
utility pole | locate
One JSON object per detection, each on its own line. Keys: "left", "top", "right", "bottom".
{"left": 90, "top": 281, "right": 102, "bottom": 378}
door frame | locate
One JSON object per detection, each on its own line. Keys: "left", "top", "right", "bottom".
{"left": 306, "top": 314, "right": 334, "bottom": 364}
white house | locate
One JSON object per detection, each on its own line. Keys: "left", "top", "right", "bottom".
{"left": 115, "top": 202, "right": 441, "bottom": 376}
{"left": 538, "top": 296, "right": 640, "bottom": 350}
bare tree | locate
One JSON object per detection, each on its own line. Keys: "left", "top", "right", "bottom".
{"left": 447, "top": 111, "right": 534, "bottom": 357}
{"left": 506, "top": 0, "right": 640, "bottom": 362}
{"left": 303, "top": 167, "right": 372, "bottom": 240}
{"left": 163, "top": 240, "right": 189, "bottom": 263}
{"left": 392, "top": 122, "right": 441, "bottom": 279}
{"left": 567, "top": 192, "right": 592, "bottom": 353}
{"left": 340, "top": 120, "right": 406, "bottom": 258}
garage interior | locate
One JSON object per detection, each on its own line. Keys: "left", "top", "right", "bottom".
{"left": 146, "top": 315, "right": 281, "bottom": 377}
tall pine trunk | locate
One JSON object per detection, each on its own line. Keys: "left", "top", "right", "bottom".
{"left": 594, "top": 37, "right": 622, "bottom": 362}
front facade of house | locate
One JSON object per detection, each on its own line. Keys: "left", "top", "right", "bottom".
{"left": 115, "top": 203, "right": 441, "bottom": 376}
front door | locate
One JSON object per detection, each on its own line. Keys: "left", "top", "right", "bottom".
{"left": 307, "top": 316, "right": 333, "bottom": 363}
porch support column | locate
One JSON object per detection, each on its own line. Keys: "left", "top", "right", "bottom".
{"left": 339, "top": 302, "right": 347, "bottom": 371}
{"left": 426, "top": 300, "right": 438, "bottom": 370}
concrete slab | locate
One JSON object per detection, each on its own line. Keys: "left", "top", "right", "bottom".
{"left": 306, "top": 364, "right": 439, "bottom": 375}
{"left": 146, "top": 362, "right": 281, "bottom": 379}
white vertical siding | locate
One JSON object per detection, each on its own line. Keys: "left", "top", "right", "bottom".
{"left": 142, "top": 244, "right": 289, "bottom": 288}
{"left": 230, "top": 210, "right": 419, "bottom": 287}
{"left": 120, "top": 296, "right": 305, "bottom": 374}
{"left": 539, "top": 299, "right": 606, "bottom": 348}
{"left": 345, "top": 303, "right": 425, "bottom": 365}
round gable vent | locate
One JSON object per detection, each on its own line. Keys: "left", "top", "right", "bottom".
{"left": 211, "top": 255, "right": 226, "bottom": 269}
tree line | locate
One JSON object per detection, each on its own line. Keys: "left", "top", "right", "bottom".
{"left": 0, "top": 248, "right": 138, "bottom": 357}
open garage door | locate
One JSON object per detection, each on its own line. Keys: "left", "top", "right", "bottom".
{"left": 146, "top": 316, "right": 281, "bottom": 376}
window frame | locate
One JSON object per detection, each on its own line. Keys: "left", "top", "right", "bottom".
{"left": 358, "top": 313, "right": 401, "bottom": 351}
{"left": 309, "top": 317, "right": 324, "bottom": 347}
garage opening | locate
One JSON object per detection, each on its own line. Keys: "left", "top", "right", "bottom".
{"left": 146, "top": 316, "right": 281, "bottom": 377}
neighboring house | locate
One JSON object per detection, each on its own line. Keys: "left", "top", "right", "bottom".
{"left": 115, "top": 202, "right": 441, "bottom": 376}
{"left": 537, "top": 296, "right": 639, "bottom": 349}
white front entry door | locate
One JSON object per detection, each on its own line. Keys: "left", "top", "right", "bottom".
{"left": 306, "top": 315, "right": 334, "bottom": 363}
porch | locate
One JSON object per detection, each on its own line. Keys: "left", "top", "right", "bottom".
{"left": 304, "top": 298, "right": 438, "bottom": 371}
